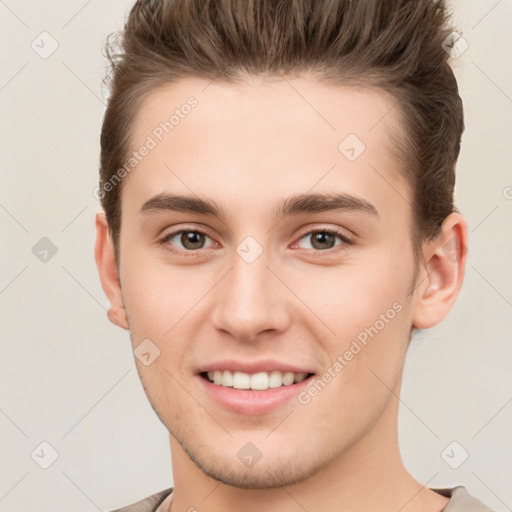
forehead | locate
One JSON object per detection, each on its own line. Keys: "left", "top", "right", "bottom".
{"left": 124, "top": 75, "right": 410, "bottom": 219}
{"left": 131, "top": 75, "right": 403, "bottom": 153}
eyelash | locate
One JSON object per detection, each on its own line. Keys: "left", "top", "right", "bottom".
{"left": 159, "top": 227, "right": 354, "bottom": 257}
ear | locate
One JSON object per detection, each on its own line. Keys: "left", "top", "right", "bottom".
{"left": 95, "top": 211, "right": 129, "bottom": 330}
{"left": 412, "top": 212, "right": 468, "bottom": 330}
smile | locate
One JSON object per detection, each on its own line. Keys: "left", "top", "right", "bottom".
{"left": 197, "top": 368, "right": 316, "bottom": 415}
{"left": 202, "top": 370, "right": 312, "bottom": 390}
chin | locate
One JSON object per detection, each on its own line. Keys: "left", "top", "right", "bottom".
{"left": 189, "top": 451, "right": 316, "bottom": 489}
{"left": 175, "top": 430, "right": 334, "bottom": 489}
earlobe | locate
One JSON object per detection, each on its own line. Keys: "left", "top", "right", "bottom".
{"left": 412, "top": 213, "right": 468, "bottom": 330}
{"left": 95, "top": 211, "right": 129, "bottom": 331}
{"left": 107, "top": 306, "right": 129, "bottom": 330}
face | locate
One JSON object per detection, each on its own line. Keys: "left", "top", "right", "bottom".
{"left": 114, "top": 76, "right": 421, "bottom": 488}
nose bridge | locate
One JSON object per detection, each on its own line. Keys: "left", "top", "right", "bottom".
{"left": 212, "top": 243, "right": 289, "bottom": 340}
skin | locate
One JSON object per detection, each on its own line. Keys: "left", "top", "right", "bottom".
{"left": 95, "top": 75, "right": 467, "bottom": 512}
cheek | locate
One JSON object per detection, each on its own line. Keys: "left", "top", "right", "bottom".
{"left": 293, "top": 251, "right": 413, "bottom": 396}
{"left": 120, "top": 247, "right": 196, "bottom": 336}
{"left": 293, "top": 252, "right": 412, "bottom": 339}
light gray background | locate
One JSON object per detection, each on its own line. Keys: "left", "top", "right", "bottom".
{"left": 0, "top": 1, "right": 511, "bottom": 511}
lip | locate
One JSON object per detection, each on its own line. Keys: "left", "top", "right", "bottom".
{"left": 196, "top": 359, "right": 313, "bottom": 375}
{"left": 196, "top": 372, "right": 315, "bottom": 415}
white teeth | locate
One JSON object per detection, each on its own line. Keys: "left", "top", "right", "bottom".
{"left": 268, "top": 370, "right": 283, "bottom": 388}
{"left": 221, "top": 370, "right": 233, "bottom": 387}
{"left": 250, "top": 372, "right": 269, "bottom": 390}
{"left": 282, "top": 372, "right": 295, "bottom": 386}
{"left": 233, "top": 371, "right": 250, "bottom": 389}
{"left": 206, "top": 370, "right": 310, "bottom": 390}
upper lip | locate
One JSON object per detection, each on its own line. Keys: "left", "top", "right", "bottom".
{"left": 197, "top": 359, "right": 314, "bottom": 375}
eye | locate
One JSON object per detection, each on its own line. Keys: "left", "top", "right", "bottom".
{"left": 295, "top": 229, "right": 352, "bottom": 251}
{"left": 161, "top": 228, "right": 217, "bottom": 253}
{"left": 159, "top": 226, "right": 353, "bottom": 256}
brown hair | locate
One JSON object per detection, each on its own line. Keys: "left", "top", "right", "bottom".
{"left": 99, "top": 0, "right": 464, "bottom": 266}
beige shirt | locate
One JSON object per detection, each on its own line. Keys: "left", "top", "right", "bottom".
{"left": 111, "top": 485, "right": 496, "bottom": 512}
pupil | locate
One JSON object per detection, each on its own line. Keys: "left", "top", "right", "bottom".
{"left": 313, "top": 232, "right": 334, "bottom": 249}
{"left": 182, "top": 231, "right": 204, "bottom": 249}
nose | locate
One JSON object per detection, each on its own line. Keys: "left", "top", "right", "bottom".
{"left": 211, "top": 250, "right": 291, "bottom": 343}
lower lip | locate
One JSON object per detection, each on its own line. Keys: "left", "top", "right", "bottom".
{"left": 197, "top": 374, "right": 314, "bottom": 415}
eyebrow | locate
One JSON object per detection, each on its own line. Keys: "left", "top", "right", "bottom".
{"left": 139, "top": 192, "right": 378, "bottom": 219}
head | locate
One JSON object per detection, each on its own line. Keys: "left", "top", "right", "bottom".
{"left": 96, "top": 0, "right": 467, "bottom": 489}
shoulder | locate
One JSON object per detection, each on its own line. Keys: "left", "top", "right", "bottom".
{"left": 107, "top": 487, "right": 174, "bottom": 512}
{"left": 432, "top": 485, "right": 496, "bottom": 512}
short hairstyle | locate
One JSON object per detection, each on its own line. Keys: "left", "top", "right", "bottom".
{"left": 99, "top": 0, "right": 464, "bottom": 266}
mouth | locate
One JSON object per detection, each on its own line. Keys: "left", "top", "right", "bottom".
{"left": 196, "top": 368, "right": 316, "bottom": 415}
{"left": 200, "top": 370, "right": 315, "bottom": 390}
